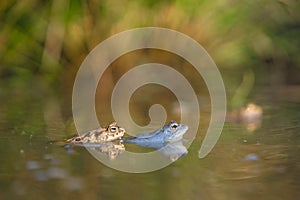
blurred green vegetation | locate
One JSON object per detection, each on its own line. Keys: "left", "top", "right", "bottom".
{"left": 1, "top": 0, "right": 299, "bottom": 88}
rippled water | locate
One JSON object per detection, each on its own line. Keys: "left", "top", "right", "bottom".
{"left": 0, "top": 76, "right": 299, "bottom": 200}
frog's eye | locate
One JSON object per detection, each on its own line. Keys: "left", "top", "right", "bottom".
{"left": 170, "top": 123, "right": 179, "bottom": 130}
{"left": 110, "top": 126, "right": 117, "bottom": 132}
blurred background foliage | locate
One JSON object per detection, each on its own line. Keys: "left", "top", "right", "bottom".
{"left": 0, "top": 0, "right": 299, "bottom": 107}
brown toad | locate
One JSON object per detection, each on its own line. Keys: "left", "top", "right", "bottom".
{"left": 66, "top": 122, "right": 125, "bottom": 144}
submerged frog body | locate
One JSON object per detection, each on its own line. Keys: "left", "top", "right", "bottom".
{"left": 66, "top": 122, "right": 125, "bottom": 145}
{"left": 125, "top": 121, "right": 188, "bottom": 148}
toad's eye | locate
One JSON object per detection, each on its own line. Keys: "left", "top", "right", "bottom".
{"left": 170, "top": 123, "right": 179, "bottom": 130}
{"left": 110, "top": 126, "right": 117, "bottom": 132}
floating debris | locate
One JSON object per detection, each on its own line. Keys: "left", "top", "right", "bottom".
{"left": 226, "top": 103, "right": 263, "bottom": 132}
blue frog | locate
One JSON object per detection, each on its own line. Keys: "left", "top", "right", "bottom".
{"left": 124, "top": 121, "right": 188, "bottom": 149}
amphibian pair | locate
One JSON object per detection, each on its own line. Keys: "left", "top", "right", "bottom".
{"left": 66, "top": 121, "right": 188, "bottom": 146}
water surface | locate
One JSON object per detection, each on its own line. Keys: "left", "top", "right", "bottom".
{"left": 0, "top": 77, "right": 299, "bottom": 200}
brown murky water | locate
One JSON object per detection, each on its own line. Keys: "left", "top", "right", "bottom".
{"left": 0, "top": 73, "right": 299, "bottom": 200}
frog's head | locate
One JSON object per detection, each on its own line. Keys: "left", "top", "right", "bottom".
{"left": 163, "top": 121, "right": 188, "bottom": 142}
{"left": 104, "top": 122, "right": 126, "bottom": 140}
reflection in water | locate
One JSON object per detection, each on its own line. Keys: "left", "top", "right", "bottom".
{"left": 65, "top": 137, "right": 187, "bottom": 161}
{"left": 64, "top": 141, "right": 125, "bottom": 160}
{"left": 158, "top": 140, "right": 188, "bottom": 161}
{"left": 88, "top": 141, "right": 125, "bottom": 160}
